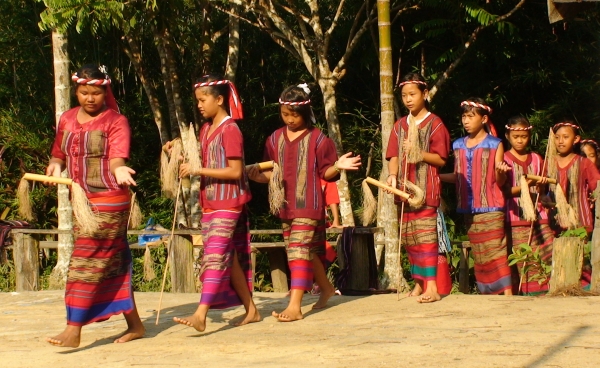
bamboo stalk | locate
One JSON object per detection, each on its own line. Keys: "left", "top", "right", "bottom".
{"left": 365, "top": 177, "right": 410, "bottom": 200}
{"left": 245, "top": 160, "right": 274, "bottom": 171}
{"left": 22, "top": 173, "right": 73, "bottom": 185}
{"left": 523, "top": 174, "right": 557, "bottom": 184}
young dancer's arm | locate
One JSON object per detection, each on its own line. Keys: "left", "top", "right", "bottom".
{"left": 495, "top": 144, "right": 510, "bottom": 187}
{"left": 323, "top": 152, "right": 361, "bottom": 180}
{"left": 180, "top": 158, "right": 243, "bottom": 180}
{"left": 111, "top": 158, "right": 137, "bottom": 186}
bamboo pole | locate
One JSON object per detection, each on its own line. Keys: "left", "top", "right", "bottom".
{"left": 523, "top": 174, "right": 557, "bottom": 184}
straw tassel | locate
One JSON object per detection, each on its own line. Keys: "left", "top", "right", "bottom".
{"left": 361, "top": 179, "right": 377, "bottom": 226}
{"left": 185, "top": 123, "right": 202, "bottom": 175}
{"left": 17, "top": 178, "right": 33, "bottom": 221}
{"left": 70, "top": 182, "right": 99, "bottom": 234}
{"left": 162, "top": 139, "right": 183, "bottom": 199}
{"left": 406, "top": 115, "right": 423, "bottom": 164}
{"left": 545, "top": 128, "right": 558, "bottom": 180}
{"left": 268, "top": 162, "right": 286, "bottom": 215}
{"left": 519, "top": 176, "right": 537, "bottom": 222}
{"left": 128, "top": 191, "right": 143, "bottom": 229}
{"left": 160, "top": 149, "right": 170, "bottom": 196}
{"left": 143, "top": 246, "right": 156, "bottom": 281}
{"left": 554, "top": 183, "right": 578, "bottom": 229}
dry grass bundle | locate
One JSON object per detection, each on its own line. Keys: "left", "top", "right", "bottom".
{"left": 160, "top": 150, "right": 170, "bottom": 195}
{"left": 143, "top": 246, "right": 157, "bottom": 281}
{"left": 162, "top": 138, "right": 182, "bottom": 198}
{"left": 268, "top": 162, "right": 286, "bottom": 215}
{"left": 405, "top": 116, "right": 423, "bottom": 164}
{"left": 128, "top": 191, "right": 143, "bottom": 229}
{"left": 519, "top": 176, "right": 537, "bottom": 222}
{"left": 71, "top": 182, "right": 99, "bottom": 234}
{"left": 185, "top": 123, "right": 202, "bottom": 175}
{"left": 361, "top": 179, "right": 377, "bottom": 226}
{"left": 17, "top": 178, "right": 33, "bottom": 221}
{"left": 547, "top": 285, "right": 599, "bottom": 297}
{"left": 545, "top": 128, "right": 558, "bottom": 179}
{"left": 554, "top": 183, "right": 578, "bottom": 229}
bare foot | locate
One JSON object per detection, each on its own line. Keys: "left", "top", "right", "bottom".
{"left": 312, "top": 288, "right": 336, "bottom": 310}
{"left": 407, "top": 283, "right": 423, "bottom": 297}
{"left": 114, "top": 326, "right": 146, "bottom": 343}
{"left": 271, "top": 309, "right": 303, "bottom": 322}
{"left": 416, "top": 289, "right": 442, "bottom": 303}
{"left": 231, "top": 307, "right": 262, "bottom": 326}
{"left": 173, "top": 314, "right": 206, "bottom": 332}
{"left": 46, "top": 326, "right": 81, "bottom": 348}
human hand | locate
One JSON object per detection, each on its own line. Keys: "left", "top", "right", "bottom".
{"left": 115, "top": 166, "right": 137, "bottom": 186}
{"left": 495, "top": 161, "right": 511, "bottom": 173}
{"left": 385, "top": 174, "right": 397, "bottom": 194}
{"left": 336, "top": 152, "right": 361, "bottom": 171}
{"left": 179, "top": 163, "right": 201, "bottom": 178}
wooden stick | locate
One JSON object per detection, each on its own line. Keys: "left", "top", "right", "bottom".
{"left": 397, "top": 159, "right": 409, "bottom": 301}
{"left": 155, "top": 181, "right": 182, "bottom": 325}
{"left": 245, "top": 160, "right": 274, "bottom": 171}
{"left": 365, "top": 177, "right": 410, "bottom": 200}
{"left": 523, "top": 174, "right": 556, "bottom": 184}
{"left": 22, "top": 173, "right": 73, "bottom": 186}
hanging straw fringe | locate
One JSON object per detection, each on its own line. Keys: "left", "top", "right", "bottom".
{"left": 546, "top": 128, "right": 558, "bottom": 180}
{"left": 268, "top": 162, "right": 286, "bottom": 215}
{"left": 163, "top": 139, "right": 183, "bottom": 198}
{"left": 19, "top": 173, "right": 99, "bottom": 233}
{"left": 519, "top": 176, "right": 537, "bottom": 222}
{"left": 361, "top": 179, "right": 378, "bottom": 226}
{"left": 185, "top": 123, "right": 202, "bottom": 175}
{"left": 406, "top": 116, "right": 423, "bottom": 164}
{"left": 554, "top": 183, "right": 578, "bottom": 229}
{"left": 128, "top": 191, "right": 143, "bottom": 229}
{"left": 143, "top": 246, "right": 157, "bottom": 281}
{"left": 160, "top": 149, "right": 170, "bottom": 196}
{"left": 17, "top": 179, "right": 33, "bottom": 221}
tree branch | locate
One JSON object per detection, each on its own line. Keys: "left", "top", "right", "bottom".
{"left": 324, "top": 0, "right": 347, "bottom": 55}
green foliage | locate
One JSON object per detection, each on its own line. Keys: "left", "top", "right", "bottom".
{"left": 560, "top": 227, "right": 588, "bottom": 240}
{"left": 508, "top": 242, "right": 552, "bottom": 286}
{"left": 39, "top": 0, "right": 125, "bottom": 34}
{"left": 0, "top": 257, "right": 16, "bottom": 292}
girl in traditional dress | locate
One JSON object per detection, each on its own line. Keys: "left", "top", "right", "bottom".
{"left": 247, "top": 84, "right": 360, "bottom": 322}
{"left": 543, "top": 122, "right": 600, "bottom": 234}
{"left": 45, "top": 64, "right": 145, "bottom": 347}
{"left": 503, "top": 116, "right": 554, "bottom": 295}
{"left": 172, "top": 74, "right": 260, "bottom": 331}
{"left": 385, "top": 72, "right": 451, "bottom": 303}
{"left": 580, "top": 139, "right": 600, "bottom": 170}
{"left": 440, "top": 98, "right": 513, "bottom": 295}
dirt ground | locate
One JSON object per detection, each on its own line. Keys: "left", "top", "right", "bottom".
{"left": 1, "top": 290, "right": 599, "bottom": 368}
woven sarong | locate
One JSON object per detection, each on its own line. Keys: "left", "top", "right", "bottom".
{"left": 66, "top": 190, "right": 133, "bottom": 326}
{"left": 466, "top": 211, "right": 512, "bottom": 294}
{"left": 510, "top": 224, "right": 554, "bottom": 295}
{"left": 400, "top": 207, "right": 438, "bottom": 282}
{"left": 282, "top": 218, "right": 326, "bottom": 291}
{"left": 199, "top": 208, "right": 251, "bottom": 309}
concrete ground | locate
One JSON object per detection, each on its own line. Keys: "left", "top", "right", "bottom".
{"left": 1, "top": 291, "right": 599, "bottom": 367}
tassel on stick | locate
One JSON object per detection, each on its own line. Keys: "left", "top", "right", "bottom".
{"left": 361, "top": 179, "right": 377, "bottom": 226}
{"left": 128, "top": 191, "right": 143, "bottom": 229}
{"left": 406, "top": 116, "right": 423, "bottom": 164}
{"left": 519, "top": 176, "right": 537, "bottom": 222}
{"left": 185, "top": 123, "right": 202, "bottom": 175}
{"left": 363, "top": 177, "right": 425, "bottom": 208}
{"left": 160, "top": 149, "right": 170, "bottom": 196}
{"left": 245, "top": 161, "right": 274, "bottom": 172}
{"left": 523, "top": 174, "right": 557, "bottom": 184}
{"left": 143, "top": 246, "right": 156, "bottom": 281}
{"left": 554, "top": 183, "right": 578, "bottom": 229}
{"left": 545, "top": 128, "right": 558, "bottom": 180}
{"left": 17, "top": 178, "right": 33, "bottom": 221}
{"left": 163, "top": 138, "right": 182, "bottom": 198}
{"left": 268, "top": 162, "right": 286, "bottom": 215}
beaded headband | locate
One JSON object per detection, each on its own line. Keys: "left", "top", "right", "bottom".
{"left": 72, "top": 70, "right": 119, "bottom": 113}
{"left": 193, "top": 79, "right": 243, "bottom": 120}
{"left": 505, "top": 125, "right": 533, "bottom": 131}
{"left": 460, "top": 100, "right": 493, "bottom": 114}
{"left": 398, "top": 80, "right": 428, "bottom": 87}
{"left": 552, "top": 122, "right": 580, "bottom": 131}
{"left": 580, "top": 139, "right": 599, "bottom": 150}
{"left": 279, "top": 83, "right": 311, "bottom": 105}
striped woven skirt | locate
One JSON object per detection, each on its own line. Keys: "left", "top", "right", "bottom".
{"left": 282, "top": 218, "right": 326, "bottom": 291}
{"left": 510, "top": 223, "right": 554, "bottom": 295}
{"left": 465, "top": 211, "right": 512, "bottom": 294}
{"left": 400, "top": 207, "right": 438, "bottom": 282}
{"left": 65, "top": 190, "right": 133, "bottom": 326}
{"left": 199, "top": 208, "right": 252, "bottom": 309}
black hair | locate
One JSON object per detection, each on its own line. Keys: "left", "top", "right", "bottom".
{"left": 551, "top": 120, "right": 580, "bottom": 135}
{"left": 506, "top": 116, "right": 531, "bottom": 129}
{"left": 73, "top": 64, "right": 108, "bottom": 92}
{"left": 461, "top": 96, "right": 493, "bottom": 135}
{"left": 399, "top": 72, "right": 428, "bottom": 92}
{"left": 279, "top": 85, "right": 315, "bottom": 128}
{"left": 193, "top": 74, "right": 230, "bottom": 112}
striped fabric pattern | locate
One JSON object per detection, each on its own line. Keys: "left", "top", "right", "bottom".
{"left": 465, "top": 211, "right": 512, "bottom": 294}
{"left": 66, "top": 190, "right": 133, "bottom": 326}
{"left": 282, "top": 218, "right": 326, "bottom": 291}
{"left": 401, "top": 208, "right": 439, "bottom": 282}
{"left": 504, "top": 151, "right": 548, "bottom": 226}
{"left": 199, "top": 208, "right": 252, "bottom": 309}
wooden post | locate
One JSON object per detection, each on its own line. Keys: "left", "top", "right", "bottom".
{"left": 459, "top": 242, "right": 471, "bottom": 294}
{"left": 13, "top": 233, "right": 39, "bottom": 291}
{"left": 341, "top": 233, "right": 373, "bottom": 290}
{"left": 549, "top": 237, "right": 584, "bottom": 293}
{"left": 267, "top": 248, "right": 289, "bottom": 293}
{"left": 590, "top": 185, "right": 600, "bottom": 293}
{"left": 169, "top": 235, "right": 196, "bottom": 293}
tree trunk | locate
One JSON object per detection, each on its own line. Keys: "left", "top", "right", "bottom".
{"left": 376, "top": 0, "right": 408, "bottom": 291}
{"left": 224, "top": 3, "right": 240, "bottom": 81}
{"left": 549, "top": 237, "right": 584, "bottom": 294}
{"left": 123, "top": 34, "right": 170, "bottom": 145}
{"left": 317, "top": 77, "right": 355, "bottom": 227}
{"left": 49, "top": 29, "right": 73, "bottom": 290}
{"left": 590, "top": 184, "right": 600, "bottom": 292}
